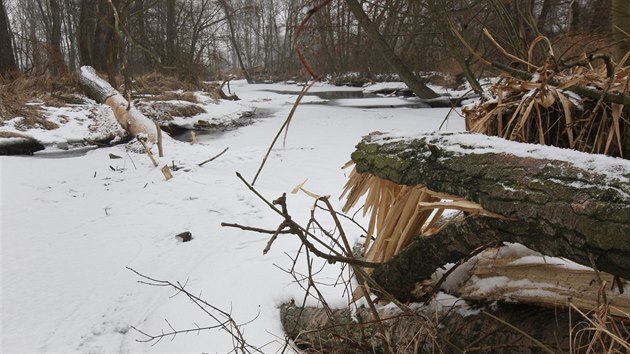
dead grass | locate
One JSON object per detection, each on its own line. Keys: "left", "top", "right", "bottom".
{"left": 146, "top": 91, "right": 200, "bottom": 103}
{"left": 0, "top": 73, "right": 79, "bottom": 129}
{"left": 134, "top": 100, "right": 206, "bottom": 123}
{"left": 131, "top": 73, "right": 223, "bottom": 101}
{"left": 0, "top": 71, "right": 221, "bottom": 130}
{"left": 132, "top": 72, "right": 200, "bottom": 94}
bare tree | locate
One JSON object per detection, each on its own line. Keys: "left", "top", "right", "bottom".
{"left": 345, "top": 0, "right": 438, "bottom": 98}
{"left": 36, "top": 0, "right": 67, "bottom": 75}
{"left": 612, "top": 0, "right": 630, "bottom": 61}
{"left": 78, "top": 0, "right": 119, "bottom": 85}
{"left": 0, "top": 0, "right": 17, "bottom": 77}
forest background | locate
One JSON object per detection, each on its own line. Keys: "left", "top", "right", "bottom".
{"left": 1, "top": 0, "right": 627, "bottom": 88}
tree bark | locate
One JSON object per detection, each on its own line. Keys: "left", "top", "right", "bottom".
{"left": 38, "top": 0, "right": 66, "bottom": 75}
{"left": 77, "top": 0, "right": 118, "bottom": 86}
{"left": 280, "top": 301, "right": 593, "bottom": 353}
{"left": 344, "top": 0, "right": 438, "bottom": 99}
{"left": 165, "top": 0, "right": 176, "bottom": 67}
{"left": 79, "top": 66, "right": 157, "bottom": 141}
{"left": 218, "top": 0, "right": 252, "bottom": 83}
{"left": 0, "top": 0, "right": 18, "bottom": 77}
{"left": 426, "top": 0, "right": 482, "bottom": 95}
{"left": 350, "top": 132, "right": 630, "bottom": 298}
{"left": 612, "top": 0, "right": 630, "bottom": 62}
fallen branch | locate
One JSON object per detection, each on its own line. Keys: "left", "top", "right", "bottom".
{"left": 126, "top": 267, "right": 262, "bottom": 353}
{"left": 198, "top": 147, "right": 229, "bottom": 166}
{"left": 251, "top": 79, "right": 319, "bottom": 185}
{"left": 221, "top": 222, "right": 293, "bottom": 235}
{"left": 219, "top": 79, "right": 239, "bottom": 101}
{"left": 137, "top": 136, "right": 157, "bottom": 167}
{"left": 234, "top": 172, "right": 380, "bottom": 269}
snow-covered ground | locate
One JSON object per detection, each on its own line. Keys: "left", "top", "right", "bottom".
{"left": 1, "top": 81, "right": 465, "bottom": 353}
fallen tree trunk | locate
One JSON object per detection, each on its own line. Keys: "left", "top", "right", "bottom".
{"left": 0, "top": 131, "right": 44, "bottom": 155}
{"left": 79, "top": 66, "right": 157, "bottom": 142}
{"left": 457, "top": 248, "right": 630, "bottom": 318}
{"left": 281, "top": 301, "right": 602, "bottom": 353}
{"left": 350, "top": 132, "right": 630, "bottom": 298}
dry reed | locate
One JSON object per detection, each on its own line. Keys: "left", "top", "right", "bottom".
{"left": 464, "top": 51, "right": 629, "bottom": 158}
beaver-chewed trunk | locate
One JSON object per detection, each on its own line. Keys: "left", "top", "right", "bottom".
{"left": 348, "top": 132, "right": 630, "bottom": 299}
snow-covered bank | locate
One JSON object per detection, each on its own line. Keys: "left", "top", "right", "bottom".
{"left": 1, "top": 81, "right": 464, "bottom": 353}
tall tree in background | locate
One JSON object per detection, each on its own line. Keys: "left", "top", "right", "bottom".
{"left": 0, "top": 0, "right": 17, "bottom": 77}
{"left": 612, "top": 0, "right": 630, "bottom": 61}
{"left": 37, "top": 0, "right": 67, "bottom": 75}
{"left": 218, "top": 0, "right": 252, "bottom": 82}
{"left": 78, "top": 0, "right": 119, "bottom": 85}
{"left": 165, "top": 0, "right": 176, "bottom": 68}
{"left": 345, "top": 0, "right": 438, "bottom": 98}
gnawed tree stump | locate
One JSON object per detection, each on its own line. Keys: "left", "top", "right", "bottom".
{"left": 349, "top": 132, "right": 630, "bottom": 299}
{"left": 79, "top": 66, "right": 158, "bottom": 142}
{"left": 280, "top": 300, "right": 603, "bottom": 353}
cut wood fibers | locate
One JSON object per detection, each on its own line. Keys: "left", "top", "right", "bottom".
{"left": 341, "top": 167, "right": 496, "bottom": 264}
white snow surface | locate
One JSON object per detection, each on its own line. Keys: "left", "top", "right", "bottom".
{"left": 1, "top": 80, "right": 465, "bottom": 353}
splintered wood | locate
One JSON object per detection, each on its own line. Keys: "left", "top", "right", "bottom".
{"left": 458, "top": 249, "right": 630, "bottom": 318}
{"left": 341, "top": 167, "right": 496, "bottom": 264}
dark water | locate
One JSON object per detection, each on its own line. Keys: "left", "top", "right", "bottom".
{"left": 262, "top": 89, "right": 445, "bottom": 108}
{"left": 262, "top": 89, "right": 372, "bottom": 100}
{"left": 32, "top": 146, "right": 98, "bottom": 158}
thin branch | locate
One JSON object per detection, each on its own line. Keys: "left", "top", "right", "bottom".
{"left": 294, "top": 0, "right": 333, "bottom": 78}
{"left": 198, "top": 147, "right": 229, "bottom": 166}
{"left": 126, "top": 267, "right": 264, "bottom": 353}
{"left": 251, "top": 79, "right": 319, "bottom": 185}
{"left": 221, "top": 222, "right": 293, "bottom": 235}
{"left": 234, "top": 173, "right": 380, "bottom": 268}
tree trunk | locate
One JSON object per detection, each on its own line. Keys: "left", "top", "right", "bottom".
{"left": 165, "top": 0, "right": 176, "bottom": 67}
{"left": 45, "top": 0, "right": 67, "bottom": 75}
{"left": 612, "top": 0, "right": 630, "bottom": 62}
{"left": 349, "top": 132, "right": 630, "bottom": 298}
{"left": 280, "top": 301, "right": 596, "bottom": 353}
{"left": 218, "top": 0, "right": 252, "bottom": 83}
{"left": 0, "top": 0, "right": 18, "bottom": 77}
{"left": 344, "top": 0, "right": 438, "bottom": 99}
{"left": 77, "top": 0, "right": 94, "bottom": 67}
{"left": 535, "top": 0, "right": 556, "bottom": 35}
{"left": 586, "top": 0, "right": 611, "bottom": 33}
{"left": 79, "top": 66, "right": 158, "bottom": 142}
{"left": 426, "top": 0, "right": 482, "bottom": 95}
{"left": 78, "top": 0, "right": 118, "bottom": 86}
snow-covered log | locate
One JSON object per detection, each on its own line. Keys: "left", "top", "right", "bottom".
{"left": 456, "top": 248, "right": 630, "bottom": 317}
{"left": 0, "top": 132, "right": 44, "bottom": 155}
{"left": 350, "top": 132, "right": 630, "bottom": 298}
{"left": 79, "top": 66, "right": 157, "bottom": 142}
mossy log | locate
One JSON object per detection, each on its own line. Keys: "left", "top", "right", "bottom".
{"left": 351, "top": 132, "right": 630, "bottom": 299}
{"left": 281, "top": 301, "right": 596, "bottom": 353}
